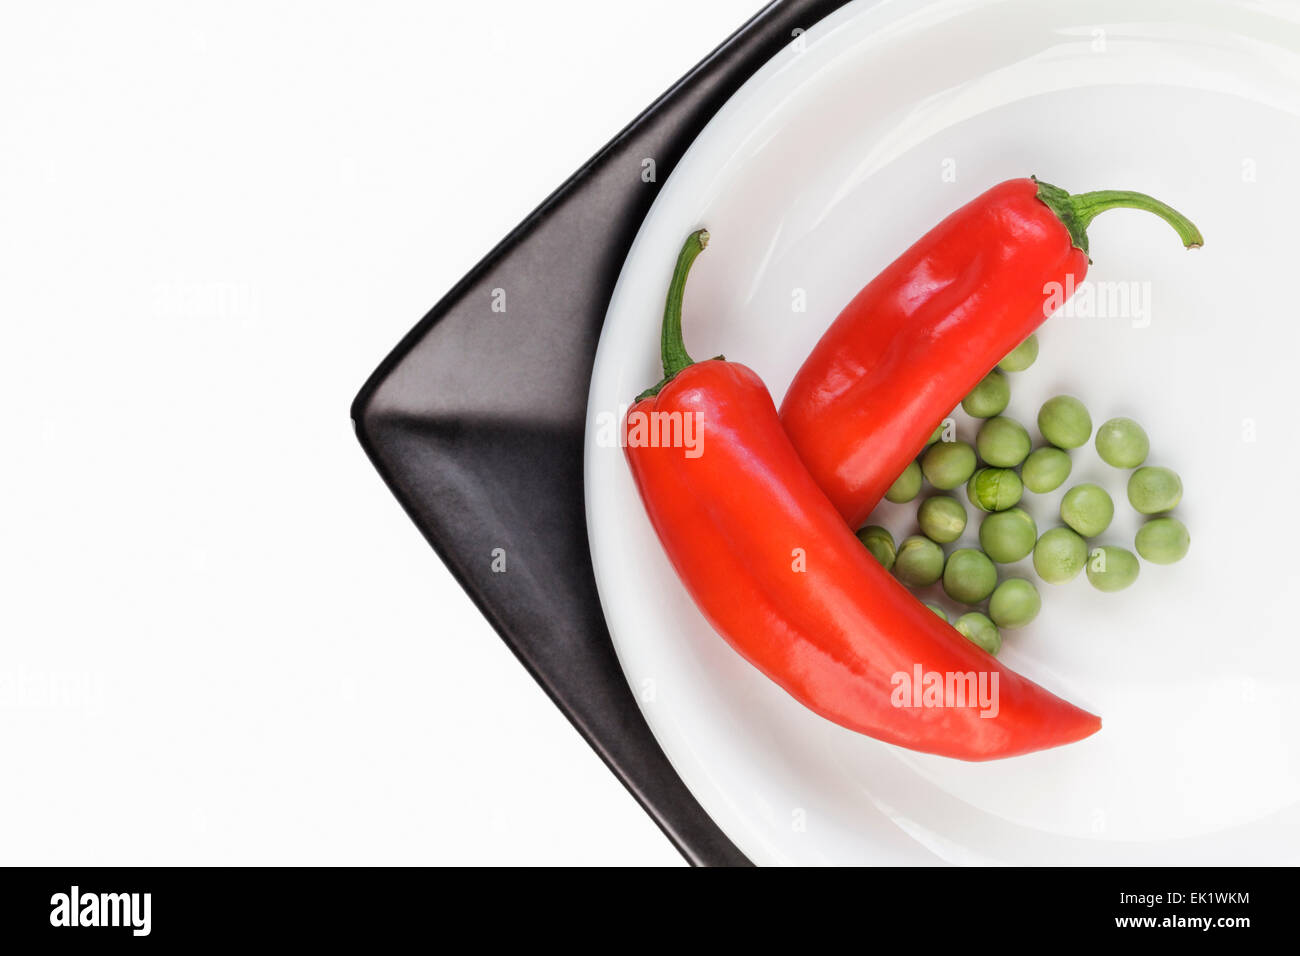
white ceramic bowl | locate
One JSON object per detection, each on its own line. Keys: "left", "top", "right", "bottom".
{"left": 585, "top": 0, "right": 1300, "bottom": 864}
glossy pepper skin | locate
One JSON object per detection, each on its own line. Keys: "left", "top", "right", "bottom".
{"left": 625, "top": 230, "right": 1101, "bottom": 760}
{"left": 780, "top": 177, "right": 1203, "bottom": 529}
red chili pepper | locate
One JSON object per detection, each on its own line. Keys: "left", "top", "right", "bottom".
{"left": 780, "top": 177, "right": 1203, "bottom": 529}
{"left": 624, "top": 230, "right": 1100, "bottom": 760}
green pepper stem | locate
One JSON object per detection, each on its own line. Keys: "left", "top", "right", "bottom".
{"left": 1033, "top": 177, "right": 1203, "bottom": 259}
{"left": 637, "top": 228, "right": 709, "bottom": 400}
{"left": 1070, "top": 189, "right": 1204, "bottom": 248}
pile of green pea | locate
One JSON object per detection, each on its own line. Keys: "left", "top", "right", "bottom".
{"left": 855, "top": 334, "right": 1191, "bottom": 656}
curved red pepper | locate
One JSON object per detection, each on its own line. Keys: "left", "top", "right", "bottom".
{"left": 624, "top": 230, "right": 1100, "bottom": 760}
{"left": 780, "top": 177, "right": 1203, "bottom": 529}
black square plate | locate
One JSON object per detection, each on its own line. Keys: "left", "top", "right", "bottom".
{"left": 351, "top": 0, "right": 853, "bottom": 867}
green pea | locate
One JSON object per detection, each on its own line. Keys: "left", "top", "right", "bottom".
{"left": 925, "top": 602, "right": 948, "bottom": 623}
{"left": 942, "top": 548, "right": 997, "bottom": 605}
{"left": 954, "top": 612, "right": 1001, "bottom": 655}
{"left": 1037, "top": 395, "right": 1092, "bottom": 449}
{"left": 1094, "top": 417, "right": 1149, "bottom": 469}
{"left": 921, "top": 440, "right": 977, "bottom": 490}
{"left": 988, "top": 578, "right": 1041, "bottom": 629}
{"left": 926, "top": 423, "right": 945, "bottom": 446}
{"left": 884, "top": 460, "right": 923, "bottom": 503}
{"left": 976, "top": 416, "right": 1032, "bottom": 468}
{"left": 894, "top": 535, "right": 945, "bottom": 587}
{"left": 966, "top": 467, "right": 1023, "bottom": 512}
{"left": 1060, "top": 483, "right": 1114, "bottom": 538}
{"left": 998, "top": 334, "right": 1039, "bottom": 372}
{"left": 856, "top": 525, "right": 896, "bottom": 570}
{"left": 1086, "top": 546, "right": 1140, "bottom": 592}
{"left": 1135, "top": 517, "right": 1190, "bottom": 564}
{"left": 917, "top": 495, "right": 967, "bottom": 544}
{"left": 1128, "top": 466, "right": 1183, "bottom": 514}
{"left": 1021, "top": 447, "right": 1072, "bottom": 494}
{"left": 1033, "top": 527, "right": 1088, "bottom": 584}
{"left": 962, "top": 369, "right": 1011, "bottom": 418}
{"left": 979, "top": 507, "right": 1037, "bottom": 563}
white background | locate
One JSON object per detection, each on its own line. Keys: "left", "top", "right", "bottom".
{"left": 0, "top": 0, "right": 761, "bottom": 865}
